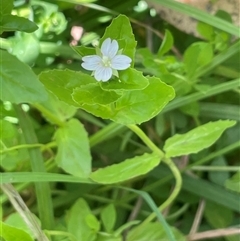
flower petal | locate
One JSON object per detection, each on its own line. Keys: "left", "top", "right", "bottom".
{"left": 101, "top": 38, "right": 111, "bottom": 56}
{"left": 81, "top": 55, "right": 102, "bottom": 70}
{"left": 111, "top": 55, "right": 132, "bottom": 70}
{"left": 94, "top": 66, "right": 112, "bottom": 82}
{"left": 101, "top": 38, "right": 118, "bottom": 58}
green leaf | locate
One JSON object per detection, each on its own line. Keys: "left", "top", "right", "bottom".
{"left": 96, "top": 233, "right": 122, "bottom": 241}
{"left": 0, "top": 120, "right": 17, "bottom": 140}
{"left": 9, "top": 33, "right": 40, "bottom": 64}
{"left": 100, "top": 68, "right": 149, "bottom": 91}
{"left": 225, "top": 172, "right": 240, "bottom": 193}
{"left": 208, "top": 157, "right": 230, "bottom": 186}
{"left": 0, "top": 222, "right": 34, "bottom": 241}
{"left": 197, "top": 22, "right": 214, "bottom": 41}
{"left": 111, "top": 76, "right": 175, "bottom": 124}
{"left": 73, "top": 83, "right": 121, "bottom": 105}
{"left": 100, "top": 204, "right": 116, "bottom": 232}
{"left": 136, "top": 47, "right": 171, "bottom": 77}
{"left": 1, "top": 152, "right": 21, "bottom": 171}
{"left": 0, "top": 0, "right": 13, "bottom": 15}
{"left": 0, "top": 15, "right": 38, "bottom": 33}
{"left": 160, "top": 73, "right": 192, "bottom": 97}
{"left": 40, "top": 92, "right": 76, "bottom": 123}
{"left": 204, "top": 201, "right": 233, "bottom": 228}
{"left": 158, "top": 29, "right": 174, "bottom": 56}
{"left": 5, "top": 213, "right": 35, "bottom": 238}
{"left": 180, "top": 102, "right": 199, "bottom": 117}
{"left": 101, "top": 14, "right": 137, "bottom": 64}
{"left": 66, "top": 198, "right": 97, "bottom": 241}
{"left": 40, "top": 69, "right": 175, "bottom": 125}
{"left": 164, "top": 120, "right": 236, "bottom": 157}
{"left": 79, "top": 76, "right": 175, "bottom": 125}
{"left": 126, "top": 222, "right": 185, "bottom": 241}
{"left": 0, "top": 50, "right": 48, "bottom": 104}
{"left": 0, "top": 119, "right": 29, "bottom": 171}
{"left": 39, "top": 69, "right": 96, "bottom": 106}
{"left": 183, "top": 42, "right": 213, "bottom": 78}
{"left": 72, "top": 46, "right": 96, "bottom": 58}
{"left": 75, "top": 15, "right": 136, "bottom": 69}
{"left": 54, "top": 119, "right": 92, "bottom": 177}
{"left": 90, "top": 152, "right": 161, "bottom": 184}
{"left": 85, "top": 214, "right": 100, "bottom": 231}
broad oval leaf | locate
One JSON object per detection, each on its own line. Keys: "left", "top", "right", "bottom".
{"left": 204, "top": 201, "right": 233, "bottom": 228}
{"left": 0, "top": 120, "right": 17, "bottom": 170}
{"left": 100, "top": 68, "right": 149, "bottom": 91}
{"left": 0, "top": 222, "right": 34, "bottom": 241}
{"left": 54, "top": 118, "right": 92, "bottom": 177}
{"left": 164, "top": 120, "right": 236, "bottom": 157}
{"left": 224, "top": 172, "right": 240, "bottom": 193}
{"left": 66, "top": 198, "right": 98, "bottom": 241}
{"left": 39, "top": 69, "right": 96, "bottom": 106}
{"left": 0, "top": 0, "right": 13, "bottom": 15}
{"left": 40, "top": 92, "right": 76, "bottom": 123}
{"left": 77, "top": 76, "right": 175, "bottom": 125}
{"left": 183, "top": 42, "right": 213, "bottom": 78}
{"left": 0, "top": 50, "right": 48, "bottom": 104}
{"left": 111, "top": 76, "right": 175, "bottom": 124}
{"left": 101, "top": 14, "right": 137, "bottom": 64}
{"left": 208, "top": 157, "right": 229, "bottom": 186}
{"left": 5, "top": 213, "right": 36, "bottom": 238}
{"left": 0, "top": 119, "right": 17, "bottom": 140}
{"left": 73, "top": 83, "right": 121, "bottom": 106}
{"left": 100, "top": 204, "right": 116, "bottom": 233}
{"left": 90, "top": 152, "right": 161, "bottom": 184}
{"left": 126, "top": 222, "right": 185, "bottom": 241}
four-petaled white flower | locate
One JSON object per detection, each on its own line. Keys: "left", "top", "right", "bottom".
{"left": 81, "top": 38, "right": 132, "bottom": 82}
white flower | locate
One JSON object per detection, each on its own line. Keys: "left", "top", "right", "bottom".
{"left": 81, "top": 38, "right": 132, "bottom": 82}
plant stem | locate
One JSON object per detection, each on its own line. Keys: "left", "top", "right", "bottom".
{"left": 0, "top": 143, "right": 44, "bottom": 154}
{"left": 127, "top": 124, "right": 164, "bottom": 158}
{"left": 127, "top": 124, "right": 182, "bottom": 224}
{"left": 141, "top": 158, "right": 182, "bottom": 225}
{"left": 33, "top": 104, "right": 65, "bottom": 127}
{"left": 0, "top": 37, "right": 12, "bottom": 50}
{"left": 14, "top": 105, "right": 54, "bottom": 229}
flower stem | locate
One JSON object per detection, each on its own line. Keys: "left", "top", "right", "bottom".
{"left": 0, "top": 143, "right": 44, "bottom": 154}
{"left": 14, "top": 105, "right": 54, "bottom": 229}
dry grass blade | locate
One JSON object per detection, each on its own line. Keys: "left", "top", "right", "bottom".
{"left": 1, "top": 184, "right": 50, "bottom": 241}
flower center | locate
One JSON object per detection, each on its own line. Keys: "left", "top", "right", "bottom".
{"left": 102, "top": 56, "right": 112, "bottom": 67}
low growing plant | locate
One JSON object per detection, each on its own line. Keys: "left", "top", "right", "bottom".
{"left": 1, "top": 0, "right": 239, "bottom": 241}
